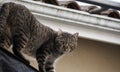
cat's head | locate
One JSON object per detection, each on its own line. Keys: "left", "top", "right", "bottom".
{"left": 55, "top": 29, "right": 79, "bottom": 53}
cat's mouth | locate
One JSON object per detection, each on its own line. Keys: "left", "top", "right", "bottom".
{"left": 65, "top": 48, "right": 71, "bottom": 52}
{"left": 61, "top": 46, "right": 72, "bottom": 53}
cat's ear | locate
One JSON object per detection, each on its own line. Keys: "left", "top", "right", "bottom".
{"left": 58, "top": 29, "right": 63, "bottom": 35}
{"left": 73, "top": 33, "right": 79, "bottom": 40}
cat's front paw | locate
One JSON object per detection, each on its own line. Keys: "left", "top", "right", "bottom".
{"left": 45, "top": 67, "right": 54, "bottom": 72}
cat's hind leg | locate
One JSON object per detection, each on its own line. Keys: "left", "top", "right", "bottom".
{"left": 0, "top": 32, "right": 12, "bottom": 50}
{"left": 12, "top": 28, "right": 30, "bottom": 64}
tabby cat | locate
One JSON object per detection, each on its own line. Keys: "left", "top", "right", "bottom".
{"left": 37, "top": 30, "right": 78, "bottom": 72}
{"left": 0, "top": 2, "right": 78, "bottom": 72}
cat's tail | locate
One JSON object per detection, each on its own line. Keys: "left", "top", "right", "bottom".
{"left": 0, "top": 2, "right": 14, "bottom": 45}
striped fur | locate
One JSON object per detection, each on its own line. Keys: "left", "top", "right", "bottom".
{"left": 36, "top": 32, "right": 78, "bottom": 72}
{"left": 0, "top": 2, "right": 55, "bottom": 64}
{"left": 0, "top": 2, "right": 78, "bottom": 72}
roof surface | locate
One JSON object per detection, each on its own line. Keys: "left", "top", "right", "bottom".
{"left": 33, "top": 0, "right": 120, "bottom": 19}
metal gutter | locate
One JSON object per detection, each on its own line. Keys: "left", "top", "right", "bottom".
{"left": 0, "top": 0, "right": 120, "bottom": 45}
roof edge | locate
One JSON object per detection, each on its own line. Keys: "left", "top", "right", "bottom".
{"left": 1, "top": 0, "right": 120, "bottom": 45}
{"left": 1, "top": 0, "right": 120, "bottom": 30}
